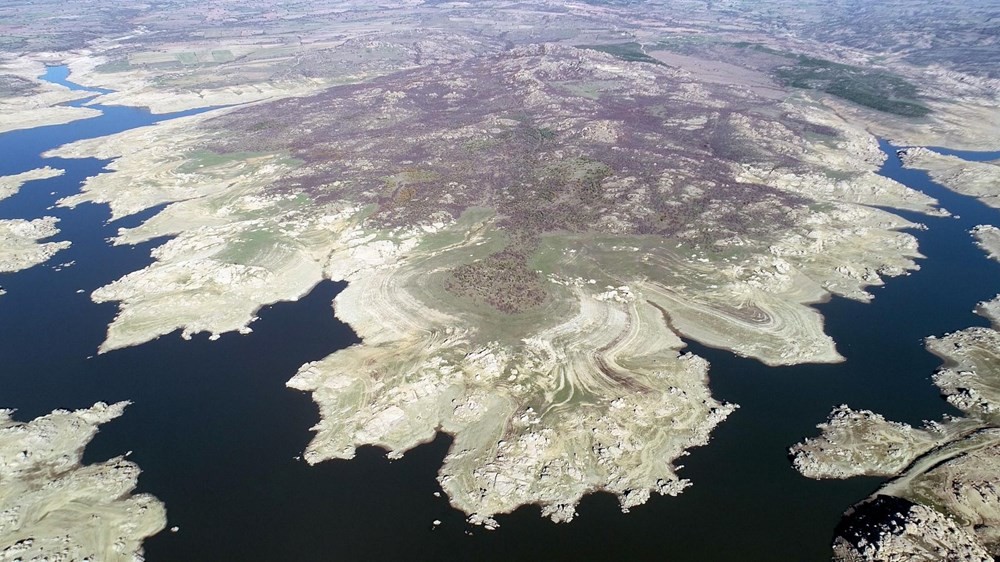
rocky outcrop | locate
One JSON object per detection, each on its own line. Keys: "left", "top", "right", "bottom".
{"left": 0, "top": 216, "right": 70, "bottom": 273}
{"left": 832, "top": 496, "right": 992, "bottom": 562}
{"left": 973, "top": 225, "right": 1000, "bottom": 262}
{"left": 794, "top": 325, "right": 1000, "bottom": 557}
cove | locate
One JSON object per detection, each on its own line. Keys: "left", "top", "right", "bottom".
{"left": 1, "top": 67, "right": 998, "bottom": 561}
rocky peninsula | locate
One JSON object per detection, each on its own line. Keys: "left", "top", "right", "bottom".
{"left": 0, "top": 57, "right": 100, "bottom": 133}
{"left": 0, "top": 402, "right": 165, "bottom": 561}
{"left": 899, "top": 147, "right": 1000, "bottom": 209}
{"left": 0, "top": 167, "right": 63, "bottom": 202}
{"left": 0, "top": 216, "right": 70, "bottom": 273}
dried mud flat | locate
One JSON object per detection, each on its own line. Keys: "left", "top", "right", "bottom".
{"left": 0, "top": 402, "right": 165, "bottom": 561}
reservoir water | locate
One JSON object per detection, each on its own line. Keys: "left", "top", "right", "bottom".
{"left": 1, "top": 68, "right": 998, "bottom": 561}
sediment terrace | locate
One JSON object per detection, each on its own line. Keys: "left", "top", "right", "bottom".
{"left": 0, "top": 402, "right": 165, "bottom": 561}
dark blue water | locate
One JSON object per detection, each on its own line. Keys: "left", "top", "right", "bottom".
{"left": 1, "top": 68, "right": 998, "bottom": 561}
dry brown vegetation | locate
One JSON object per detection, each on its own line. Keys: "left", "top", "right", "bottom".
{"left": 196, "top": 45, "right": 823, "bottom": 311}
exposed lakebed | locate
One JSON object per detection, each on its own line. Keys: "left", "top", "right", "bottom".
{"left": 0, "top": 67, "right": 997, "bottom": 560}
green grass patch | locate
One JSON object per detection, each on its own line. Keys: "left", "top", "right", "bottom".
{"left": 560, "top": 81, "right": 607, "bottom": 100}
{"left": 211, "top": 50, "right": 235, "bottom": 63}
{"left": 384, "top": 168, "right": 441, "bottom": 194}
{"left": 176, "top": 52, "right": 200, "bottom": 66}
{"left": 413, "top": 207, "right": 498, "bottom": 255}
{"left": 653, "top": 35, "right": 723, "bottom": 54}
{"left": 576, "top": 42, "right": 665, "bottom": 66}
{"left": 95, "top": 58, "right": 131, "bottom": 73}
{"left": 218, "top": 230, "right": 284, "bottom": 266}
{"left": 177, "top": 150, "right": 271, "bottom": 173}
{"left": 729, "top": 42, "right": 789, "bottom": 57}
{"left": 147, "top": 61, "right": 183, "bottom": 72}
{"left": 820, "top": 169, "right": 858, "bottom": 182}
